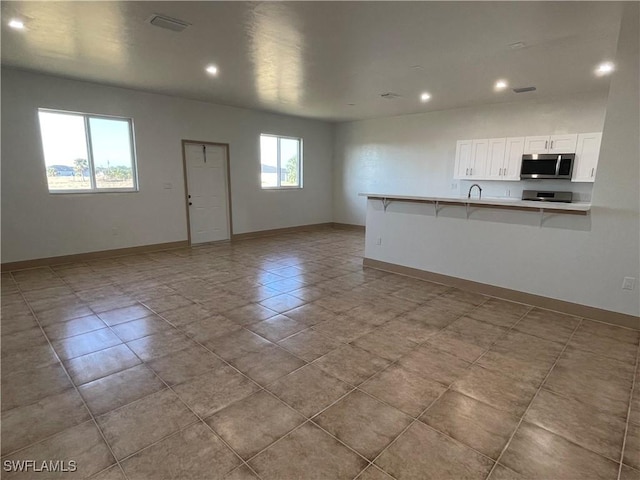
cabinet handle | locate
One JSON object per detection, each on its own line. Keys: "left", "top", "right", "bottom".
{"left": 470, "top": 168, "right": 473, "bottom": 175}
{"left": 499, "top": 168, "right": 503, "bottom": 176}
{"left": 591, "top": 168, "right": 594, "bottom": 177}
{"left": 545, "top": 140, "right": 548, "bottom": 150}
{"left": 466, "top": 168, "right": 469, "bottom": 175}
{"left": 503, "top": 168, "right": 507, "bottom": 176}
{"left": 550, "top": 140, "right": 554, "bottom": 149}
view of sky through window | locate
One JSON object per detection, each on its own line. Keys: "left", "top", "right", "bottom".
{"left": 38, "top": 110, "right": 137, "bottom": 192}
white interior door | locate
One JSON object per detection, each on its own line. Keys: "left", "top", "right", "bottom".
{"left": 184, "top": 143, "right": 230, "bottom": 244}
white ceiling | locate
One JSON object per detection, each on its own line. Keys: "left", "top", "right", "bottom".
{"left": 1, "top": 1, "right": 623, "bottom": 122}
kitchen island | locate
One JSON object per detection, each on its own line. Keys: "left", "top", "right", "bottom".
{"left": 356, "top": 192, "right": 634, "bottom": 327}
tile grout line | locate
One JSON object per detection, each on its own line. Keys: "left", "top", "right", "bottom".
{"left": 166, "top": 287, "right": 500, "bottom": 477}
{"left": 68, "top": 299, "right": 268, "bottom": 479}
{"left": 39, "top": 244, "right": 357, "bottom": 478}
{"left": 284, "top": 296, "right": 498, "bottom": 477}
{"left": 146, "top": 310, "right": 369, "bottom": 477}
{"left": 135, "top": 298, "right": 369, "bottom": 478}
{"left": 483, "top": 317, "right": 585, "bottom": 480}
{"left": 362, "top": 304, "right": 535, "bottom": 473}
{"left": 349, "top": 387, "right": 500, "bottom": 467}
{"left": 44, "top": 267, "right": 185, "bottom": 480}
{"left": 7, "top": 232, "right": 632, "bottom": 479}
{"left": 137, "top": 288, "right": 464, "bottom": 477}
{"left": 0, "top": 259, "right": 522, "bottom": 479}
{"left": 7, "top": 268, "right": 130, "bottom": 480}
{"left": 509, "top": 386, "right": 632, "bottom": 465}
{"left": 12, "top": 264, "right": 224, "bottom": 474}
{"left": 419, "top": 357, "right": 632, "bottom": 466}
{"left": 125, "top": 240, "right": 373, "bottom": 475}
{"left": 367, "top": 263, "right": 640, "bottom": 334}
{"left": 617, "top": 339, "right": 640, "bottom": 480}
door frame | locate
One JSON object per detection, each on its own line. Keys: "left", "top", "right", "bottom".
{"left": 181, "top": 139, "right": 233, "bottom": 245}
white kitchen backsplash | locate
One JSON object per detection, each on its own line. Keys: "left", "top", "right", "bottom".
{"left": 458, "top": 179, "right": 593, "bottom": 202}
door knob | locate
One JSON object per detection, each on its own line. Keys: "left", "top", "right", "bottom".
{"left": 189, "top": 202, "right": 193, "bottom": 206}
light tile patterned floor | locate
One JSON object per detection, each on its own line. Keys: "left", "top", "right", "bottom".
{"left": 1, "top": 228, "right": 639, "bottom": 479}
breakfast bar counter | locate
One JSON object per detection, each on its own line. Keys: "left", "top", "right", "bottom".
{"left": 359, "top": 193, "right": 591, "bottom": 215}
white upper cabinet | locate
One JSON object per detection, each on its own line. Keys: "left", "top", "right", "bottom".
{"left": 572, "top": 132, "right": 602, "bottom": 182}
{"left": 454, "top": 140, "right": 472, "bottom": 179}
{"left": 484, "top": 137, "right": 524, "bottom": 181}
{"left": 454, "top": 133, "right": 597, "bottom": 182}
{"left": 523, "top": 136, "right": 550, "bottom": 154}
{"left": 454, "top": 139, "right": 489, "bottom": 179}
{"left": 549, "top": 134, "right": 578, "bottom": 153}
{"left": 502, "top": 137, "right": 525, "bottom": 180}
{"left": 470, "top": 139, "right": 489, "bottom": 177}
{"left": 486, "top": 138, "right": 507, "bottom": 178}
{"left": 523, "top": 134, "right": 578, "bottom": 154}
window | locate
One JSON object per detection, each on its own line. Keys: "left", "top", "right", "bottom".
{"left": 38, "top": 109, "right": 138, "bottom": 193}
{"left": 260, "top": 134, "right": 302, "bottom": 188}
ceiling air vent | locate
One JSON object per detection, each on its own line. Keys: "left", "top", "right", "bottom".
{"left": 513, "top": 86, "right": 537, "bottom": 93}
{"left": 146, "top": 14, "right": 191, "bottom": 33}
{"left": 380, "top": 92, "right": 402, "bottom": 100}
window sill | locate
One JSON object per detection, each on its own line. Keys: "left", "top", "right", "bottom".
{"left": 48, "top": 189, "right": 140, "bottom": 195}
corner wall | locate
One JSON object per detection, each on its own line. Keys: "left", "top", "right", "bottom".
{"left": 333, "top": 92, "right": 608, "bottom": 226}
{"left": 1, "top": 69, "right": 334, "bottom": 263}
{"left": 336, "top": 4, "right": 639, "bottom": 317}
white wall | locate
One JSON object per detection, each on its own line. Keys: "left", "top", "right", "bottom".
{"left": 354, "top": 3, "right": 639, "bottom": 317}
{"left": 1, "top": 69, "right": 334, "bottom": 263}
{"left": 334, "top": 93, "right": 608, "bottom": 226}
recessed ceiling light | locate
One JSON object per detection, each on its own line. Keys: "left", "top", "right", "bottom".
{"left": 205, "top": 65, "right": 218, "bottom": 76}
{"left": 347, "top": 103, "right": 356, "bottom": 106}
{"left": 420, "top": 92, "right": 431, "bottom": 102}
{"left": 595, "top": 62, "right": 615, "bottom": 76}
{"left": 495, "top": 79, "right": 508, "bottom": 91}
{"left": 509, "top": 42, "right": 526, "bottom": 50}
{"left": 8, "top": 19, "right": 25, "bottom": 30}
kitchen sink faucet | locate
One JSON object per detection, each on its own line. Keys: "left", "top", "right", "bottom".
{"left": 468, "top": 184, "right": 482, "bottom": 199}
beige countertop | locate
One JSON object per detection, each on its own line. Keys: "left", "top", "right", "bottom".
{"left": 359, "top": 193, "right": 591, "bottom": 213}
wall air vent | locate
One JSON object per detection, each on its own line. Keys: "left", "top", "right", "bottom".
{"left": 512, "top": 86, "right": 537, "bottom": 93}
{"left": 146, "top": 14, "right": 191, "bottom": 33}
{"left": 380, "top": 92, "right": 402, "bottom": 100}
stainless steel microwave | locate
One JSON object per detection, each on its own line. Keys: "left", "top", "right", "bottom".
{"left": 520, "top": 154, "right": 575, "bottom": 179}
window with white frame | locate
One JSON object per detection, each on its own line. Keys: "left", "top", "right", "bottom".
{"left": 260, "top": 134, "right": 302, "bottom": 189}
{"left": 38, "top": 109, "right": 138, "bottom": 193}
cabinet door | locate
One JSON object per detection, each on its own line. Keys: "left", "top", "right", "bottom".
{"left": 454, "top": 140, "right": 473, "bottom": 179}
{"left": 486, "top": 138, "right": 507, "bottom": 178}
{"left": 549, "top": 134, "right": 578, "bottom": 153}
{"left": 470, "top": 139, "right": 489, "bottom": 177}
{"left": 572, "top": 132, "right": 602, "bottom": 182}
{"left": 503, "top": 137, "right": 525, "bottom": 180}
{"left": 524, "top": 136, "right": 550, "bottom": 154}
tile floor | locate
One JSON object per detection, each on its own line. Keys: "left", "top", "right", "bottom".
{"left": 1, "top": 228, "right": 639, "bottom": 479}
